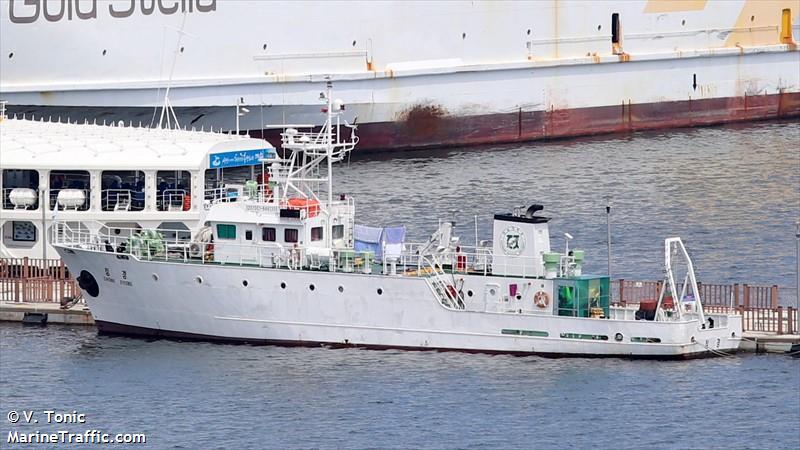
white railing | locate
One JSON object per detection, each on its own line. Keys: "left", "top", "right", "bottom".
{"left": 158, "top": 189, "right": 188, "bottom": 211}
{"left": 101, "top": 189, "right": 143, "bottom": 211}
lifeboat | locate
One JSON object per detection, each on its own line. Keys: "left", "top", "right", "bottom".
{"left": 287, "top": 198, "right": 320, "bottom": 217}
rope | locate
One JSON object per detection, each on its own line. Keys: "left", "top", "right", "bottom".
{"left": 695, "top": 339, "right": 736, "bottom": 358}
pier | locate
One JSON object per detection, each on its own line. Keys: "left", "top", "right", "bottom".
{"left": 2, "top": 257, "right": 796, "bottom": 352}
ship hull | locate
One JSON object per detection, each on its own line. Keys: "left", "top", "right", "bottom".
{"left": 6, "top": 50, "right": 799, "bottom": 151}
{"left": 59, "top": 247, "right": 742, "bottom": 359}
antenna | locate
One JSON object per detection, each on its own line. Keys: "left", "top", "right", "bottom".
{"left": 157, "top": 12, "right": 191, "bottom": 130}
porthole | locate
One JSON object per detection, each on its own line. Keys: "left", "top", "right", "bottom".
{"left": 102, "top": 49, "right": 107, "bottom": 56}
{"left": 280, "top": 282, "right": 286, "bottom": 289}
{"left": 377, "top": 288, "right": 383, "bottom": 295}
{"left": 262, "top": 43, "right": 267, "bottom": 50}
{"left": 467, "top": 290, "right": 474, "bottom": 297}
{"left": 113, "top": 228, "right": 121, "bottom": 235}
{"left": 597, "top": 25, "right": 602, "bottom": 31}
{"left": 461, "top": 32, "right": 467, "bottom": 39}
{"left": 195, "top": 276, "right": 203, "bottom": 284}
{"left": 242, "top": 280, "right": 249, "bottom": 287}
{"left": 489, "top": 288, "right": 496, "bottom": 296}
{"left": 8, "top": 52, "right": 13, "bottom": 59}
{"left": 180, "top": 46, "right": 185, "bottom": 53}
{"left": 750, "top": 15, "right": 755, "bottom": 22}
{"left": 152, "top": 273, "right": 159, "bottom": 281}
{"left": 338, "top": 286, "right": 344, "bottom": 293}
{"left": 352, "top": 40, "right": 357, "bottom": 46}
{"left": 309, "top": 284, "right": 315, "bottom": 291}
{"left": 681, "top": 19, "right": 686, "bottom": 26}
{"left": 614, "top": 333, "right": 624, "bottom": 342}
{"left": 526, "top": 29, "right": 531, "bottom": 35}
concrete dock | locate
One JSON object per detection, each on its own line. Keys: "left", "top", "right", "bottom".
{"left": 0, "top": 301, "right": 94, "bottom": 325}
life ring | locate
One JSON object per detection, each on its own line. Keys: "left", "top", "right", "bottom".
{"left": 534, "top": 291, "right": 550, "bottom": 308}
{"left": 183, "top": 195, "right": 191, "bottom": 211}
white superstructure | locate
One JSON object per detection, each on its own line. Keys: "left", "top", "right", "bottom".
{"left": 1, "top": 1, "right": 798, "bottom": 149}
{"left": 0, "top": 112, "right": 275, "bottom": 259}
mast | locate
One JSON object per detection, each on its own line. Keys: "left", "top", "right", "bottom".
{"left": 326, "top": 79, "right": 334, "bottom": 250}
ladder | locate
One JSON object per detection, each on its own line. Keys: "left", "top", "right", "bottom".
{"left": 420, "top": 254, "right": 464, "bottom": 309}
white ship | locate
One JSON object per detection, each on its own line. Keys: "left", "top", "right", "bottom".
{"left": 1, "top": 1, "right": 798, "bottom": 150}
{"left": 53, "top": 84, "right": 742, "bottom": 358}
{"left": 0, "top": 102, "right": 276, "bottom": 260}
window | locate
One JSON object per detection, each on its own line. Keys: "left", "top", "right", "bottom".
{"left": 245, "top": 230, "right": 253, "bottom": 241}
{"left": 285, "top": 228, "right": 298, "bottom": 243}
{"left": 262, "top": 227, "right": 276, "bottom": 242}
{"left": 101, "top": 170, "right": 145, "bottom": 211}
{"left": 216, "top": 224, "right": 236, "bottom": 240}
{"left": 311, "top": 226, "right": 323, "bottom": 242}
{"left": 611, "top": 13, "right": 620, "bottom": 44}
{"left": 332, "top": 224, "right": 344, "bottom": 240}
{"left": 49, "top": 170, "right": 90, "bottom": 211}
{"left": 156, "top": 170, "right": 192, "bottom": 211}
{"left": 12, "top": 221, "right": 37, "bottom": 242}
{"left": 2, "top": 169, "right": 39, "bottom": 210}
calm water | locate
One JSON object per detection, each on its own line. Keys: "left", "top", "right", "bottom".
{"left": 2, "top": 121, "right": 800, "bottom": 449}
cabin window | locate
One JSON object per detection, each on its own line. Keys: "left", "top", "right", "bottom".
{"left": 2, "top": 169, "right": 39, "bottom": 210}
{"left": 611, "top": 13, "right": 620, "bottom": 44}
{"left": 156, "top": 170, "right": 192, "bottom": 211}
{"left": 101, "top": 170, "right": 145, "bottom": 212}
{"left": 332, "top": 224, "right": 344, "bottom": 240}
{"left": 782, "top": 9, "right": 793, "bottom": 43}
{"left": 285, "top": 228, "right": 299, "bottom": 243}
{"left": 49, "top": 170, "right": 90, "bottom": 211}
{"left": 216, "top": 224, "right": 237, "bottom": 240}
{"left": 11, "top": 221, "right": 37, "bottom": 242}
{"left": 262, "top": 227, "right": 276, "bottom": 242}
{"left": 245, "top": 230, "right": 253, "bottom": 241}
{"left": 311, "top": 226, "right": 323, "bottom": 242}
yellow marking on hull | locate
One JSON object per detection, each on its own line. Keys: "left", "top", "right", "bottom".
{"left": 644, "top": 0, "right": 708, "bottom": 13}
{"left": 724, "top": 0, "right": 799, "bottom": 47}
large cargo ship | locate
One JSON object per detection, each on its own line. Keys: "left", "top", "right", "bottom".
{"left": 1, "top": 0, "right": 799, "bottom": 150}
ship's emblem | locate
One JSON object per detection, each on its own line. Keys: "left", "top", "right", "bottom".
{"left": 211, "top": 155, "right": 221, "bottom": 167}
{"left": 501, "top": 226, "right": 525, "bottom": 255}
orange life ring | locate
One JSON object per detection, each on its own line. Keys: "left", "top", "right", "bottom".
{"left": 183, "top": 195, "right": 191, "bottom": 211}
{"left": 534, "top": 291, "right": 550, "bottom": 308}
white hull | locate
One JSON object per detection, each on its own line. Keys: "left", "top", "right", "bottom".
{"left": 59, "top": 247, "right": 742, "bottom": 358}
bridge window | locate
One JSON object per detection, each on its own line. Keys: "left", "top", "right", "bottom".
{"left": 245, "top": 230, "right": 253, "bottom": 241}
{"left": 50, "top": 170, "right": 90, "bottom": 211}
{"left": 311, "top": 226, "right": 323, "bottom": 242}
{"left": 284, "top": 228, "right": 298, "bottom": 243}
{"left": 2, "top": 169, "right": 39, "bottom": 210}
{"left": 262, "top": 227, "right": 276, "bottom": 242}
{"left": 156, "top": 170, "right": 192, "bottom": 211}
{"left": 101, "top": 170, "right": 144, "bottom": 212}
{"left": 332, "top": 225, "right": 344, "bottom": 240}
{"left": 216, "top": 224, "right": 237, "bottom": 240}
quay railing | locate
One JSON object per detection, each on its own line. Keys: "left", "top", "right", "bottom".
{"left": 0, "top": 257, "right": 81, "bottom": 304}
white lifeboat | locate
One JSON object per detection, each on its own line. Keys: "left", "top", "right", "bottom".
{"left": 9, "top": 188, "right": 37, "bottom": 209}
{"left": 57, "top": 189, "right": 87, "bottom": 209}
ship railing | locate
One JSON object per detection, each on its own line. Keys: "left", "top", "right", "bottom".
{"left": 101, "top": 189, "right": 144, "bottom": 212}
{"left": 204, "top": 183, "right": 275, "bottom": 207}
{"left": 157, "top": 189, "right": 188, "bottom": 211}
{"left": 394, "top": 243, "right": 550, "bottom": 279}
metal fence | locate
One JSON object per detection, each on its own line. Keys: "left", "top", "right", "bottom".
{"left": 0, "top": 258, "right": 81, "bottom": 303}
